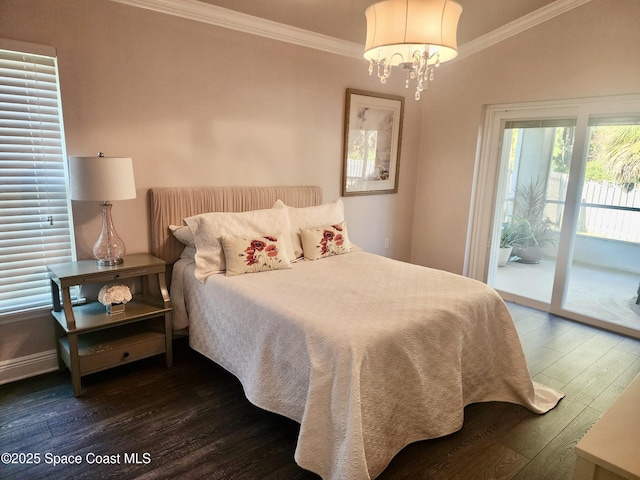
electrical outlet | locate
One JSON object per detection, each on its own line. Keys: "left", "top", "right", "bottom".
{"left": 384, "top": 238, "right": 390, "bottom": 249}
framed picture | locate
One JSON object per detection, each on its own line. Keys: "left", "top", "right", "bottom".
{"left": 342, "top": 88, "right": 404, "bottom": 196}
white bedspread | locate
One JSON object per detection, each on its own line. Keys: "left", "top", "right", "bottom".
{"left": 172, "top": 251, "right": 563, "bottom": 480}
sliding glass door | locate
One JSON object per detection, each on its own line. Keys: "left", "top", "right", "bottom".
{"left": 472, "top": 96, "right": 640, "bottom": 337}
{"left": 562, "top": 118, "right": 640, "bottom": 332}
{"left": 491, "top": 119, "right": 574, "bottom": 304}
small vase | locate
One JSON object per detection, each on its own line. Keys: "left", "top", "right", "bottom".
{"left": 106, "top": 303, "right": 125, "bottom": 314}
{"left": 498, "top": 246, "right": 513, "bottom": 267}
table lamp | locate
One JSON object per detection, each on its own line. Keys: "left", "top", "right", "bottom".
{"left": 69, "top": 153, "right": 137, "bottom": 265}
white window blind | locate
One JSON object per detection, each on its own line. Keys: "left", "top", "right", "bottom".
{"left": 0, "top": 44, "right": 74, "bottom": 316}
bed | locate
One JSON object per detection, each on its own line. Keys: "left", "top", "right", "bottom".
{"left": 148, "top": 186, "right": 564, "bottom": 480}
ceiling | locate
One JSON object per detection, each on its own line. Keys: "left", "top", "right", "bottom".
{"left": 196, "top": 0, "right": 557, "bottom": 46}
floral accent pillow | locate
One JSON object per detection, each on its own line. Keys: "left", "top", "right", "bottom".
{"left": 221, "top": 234, "right": 292, "bottom": 276}
{"left": 300, "top": 222, "right": 351, "bottom": 261}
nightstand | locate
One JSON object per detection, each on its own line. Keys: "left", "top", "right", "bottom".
{"left": 48, "top": 253, "right": 173, "bottom": 396}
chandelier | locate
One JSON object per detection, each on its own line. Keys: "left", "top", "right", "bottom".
{"left": 364, "top": 0, "right": 462, "bottom": 100}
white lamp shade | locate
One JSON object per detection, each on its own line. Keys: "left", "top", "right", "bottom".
{"left": 69, "top": 156, "right": 137, "bottom": 202}
{"left": 364, "top": 0, "right": 462, "bottom": 65}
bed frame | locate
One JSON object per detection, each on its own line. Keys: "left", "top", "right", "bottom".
{"left": 148, "top": 186, "right": 323, "bottom": 265}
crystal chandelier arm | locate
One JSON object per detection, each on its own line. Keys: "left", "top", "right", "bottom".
{"left": 369, "top": 59, "right": 393, "bottom": 84}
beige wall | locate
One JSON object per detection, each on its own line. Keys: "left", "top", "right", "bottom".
{"left": 411, "top": 0, "right": 640, "bottom": 274}
{"left": 0, "top": 0, "right": 422, "bottom": 364}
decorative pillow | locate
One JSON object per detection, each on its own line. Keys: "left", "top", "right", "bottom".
{"left": 184, "top": 208, "right": 294, "bottom": 282}
{"left": 221, "top": 234, "right": 291, "bottom": 276}
{"left": 273, "top": 198, "right": 345, "bottom": 258}
{"left": 300, "top": 221, "right": 351, "bottom": 261}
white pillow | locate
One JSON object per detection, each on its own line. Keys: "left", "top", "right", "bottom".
{"left": 221, "top": 234, "right": 291, "bottom": 276}
{"left": 300, "top": 221, "right": 351, "bottom": 260}
{"left": 180, "top": 246, "right": 196, "bottom": 259}
{"left": 184, "top": 208, "right": 294, "bottom": 282}
{"left": 169, "top": 224, "right": 195, "bottom": 247}
{"left": 169, "top": 225, "right": 196, "bottom": 259}
{"left": 273, "top": 198, "right": 345, "bottom": 258}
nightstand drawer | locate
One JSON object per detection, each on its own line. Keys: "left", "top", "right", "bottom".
{"left": 59, "top": 325, "right": 166, "bottom": 376}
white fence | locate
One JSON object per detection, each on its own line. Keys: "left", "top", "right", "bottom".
{"left": 547, "top": 172, "right": 640, "bottom": 244}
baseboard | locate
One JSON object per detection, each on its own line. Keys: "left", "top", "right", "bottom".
{"left": 0, "top": 350, "right": 59, "bottom": 386}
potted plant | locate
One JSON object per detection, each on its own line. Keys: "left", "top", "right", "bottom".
{"left": 510, "top": 178, "right": 556, "bottom": 264}
{"left": 498, "top": 222, "right": 515, "bottom": 267}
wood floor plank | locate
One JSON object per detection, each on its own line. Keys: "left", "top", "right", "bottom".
{"left": 560, "top": 348, "right": 639, "bottom": 408}
{"left": 543, "top": 322, "right": 598, "bottom": 354}
{"left": 616, "top": 336, "right": 640, "bottom": 355}
{"left": 498, "top": 395, "right": 586, "bottom": 460}
{"left": 506, "top": 302, "right": 536, "bottom": 320}
{"left": 585, "top": 356, "right": 640, "bottom": 413}
{"left": 0, "top": 375, "right": 70, "bottom": 434}
{"left": 378, "top": 402, "right": 531, "bottom": 479}
{"left": 502, "top": 344, "right": 639, "bottom": 460}
{"left": 581, "top": 329, "right": 625, "bottom": 354}
{"left": 263, "top": 462, "right": 321, "bottom": 480}
{"left": 143, "top": 418, "right": 292, "bottom": 480}
{"left": 445, "top": 442, "right": 528, "bottom": 480}
{"left": 541, "top": 344, "right": 607, "bottom": 384}
{"left": 0, "top": 420, "right": 52, "bottom": 452}
{"left": 511, "top": 406, "right": 602, "bottom": 480}
{"left": 525, "top": 346, "right": 566, "bottom": 377}
{"left": 532, "top": 373, "right": 566, "bottom": 391}
{"left": 516, "top": 314, "right": 578, "bottom": 354}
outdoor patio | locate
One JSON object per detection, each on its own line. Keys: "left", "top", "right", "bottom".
{"left": 493, "top": 258, "right": 640, "bottom": 333}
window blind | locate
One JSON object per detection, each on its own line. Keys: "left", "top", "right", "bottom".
{"left": 588, "top": 115, "right": 640, "bottom": 127}
{"left": 504, "top": 118, "right": 577, "bottom": 129}
{"left": 0, "top": 45, "right": 74, "bottom": 316}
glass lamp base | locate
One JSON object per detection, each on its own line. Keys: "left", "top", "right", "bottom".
{"left": 97, "top": 258, "right": 124, "bottom": 266}
{"left": 93, "top": 202, "right": 126, "bottom": 265}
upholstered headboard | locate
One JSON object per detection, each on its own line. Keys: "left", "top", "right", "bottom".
{"left": 148, "top": 186, "right": 323, "bottom": 264}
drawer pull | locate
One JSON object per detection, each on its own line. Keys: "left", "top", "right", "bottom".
{"left": 123, "top": 352, "right": 130, "bottom": 359}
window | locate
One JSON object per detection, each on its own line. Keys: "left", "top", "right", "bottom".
{"left": 0, "top": 41, "right": 74, "bottom": 316}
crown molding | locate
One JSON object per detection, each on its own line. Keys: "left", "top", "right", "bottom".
{"left": 457, "top": 0, "right": 592, "bottom": 61}
{"left": 110, "top": 0, "right": 364, "bottom": 59}
{"left": 110, "top": 0, "right": 591, "bottom": 62}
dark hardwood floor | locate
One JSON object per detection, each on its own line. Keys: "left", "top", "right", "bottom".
{"left": 1, "top": 303, "right": 639, "bottom": 480}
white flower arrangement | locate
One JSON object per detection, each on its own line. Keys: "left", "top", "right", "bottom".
{"left": 97, "top": 283, "right": 132, "bottom": 306}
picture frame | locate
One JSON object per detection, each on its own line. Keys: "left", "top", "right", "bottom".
{"left": 341, "top": 88, "right": 405, "bottom": 196}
